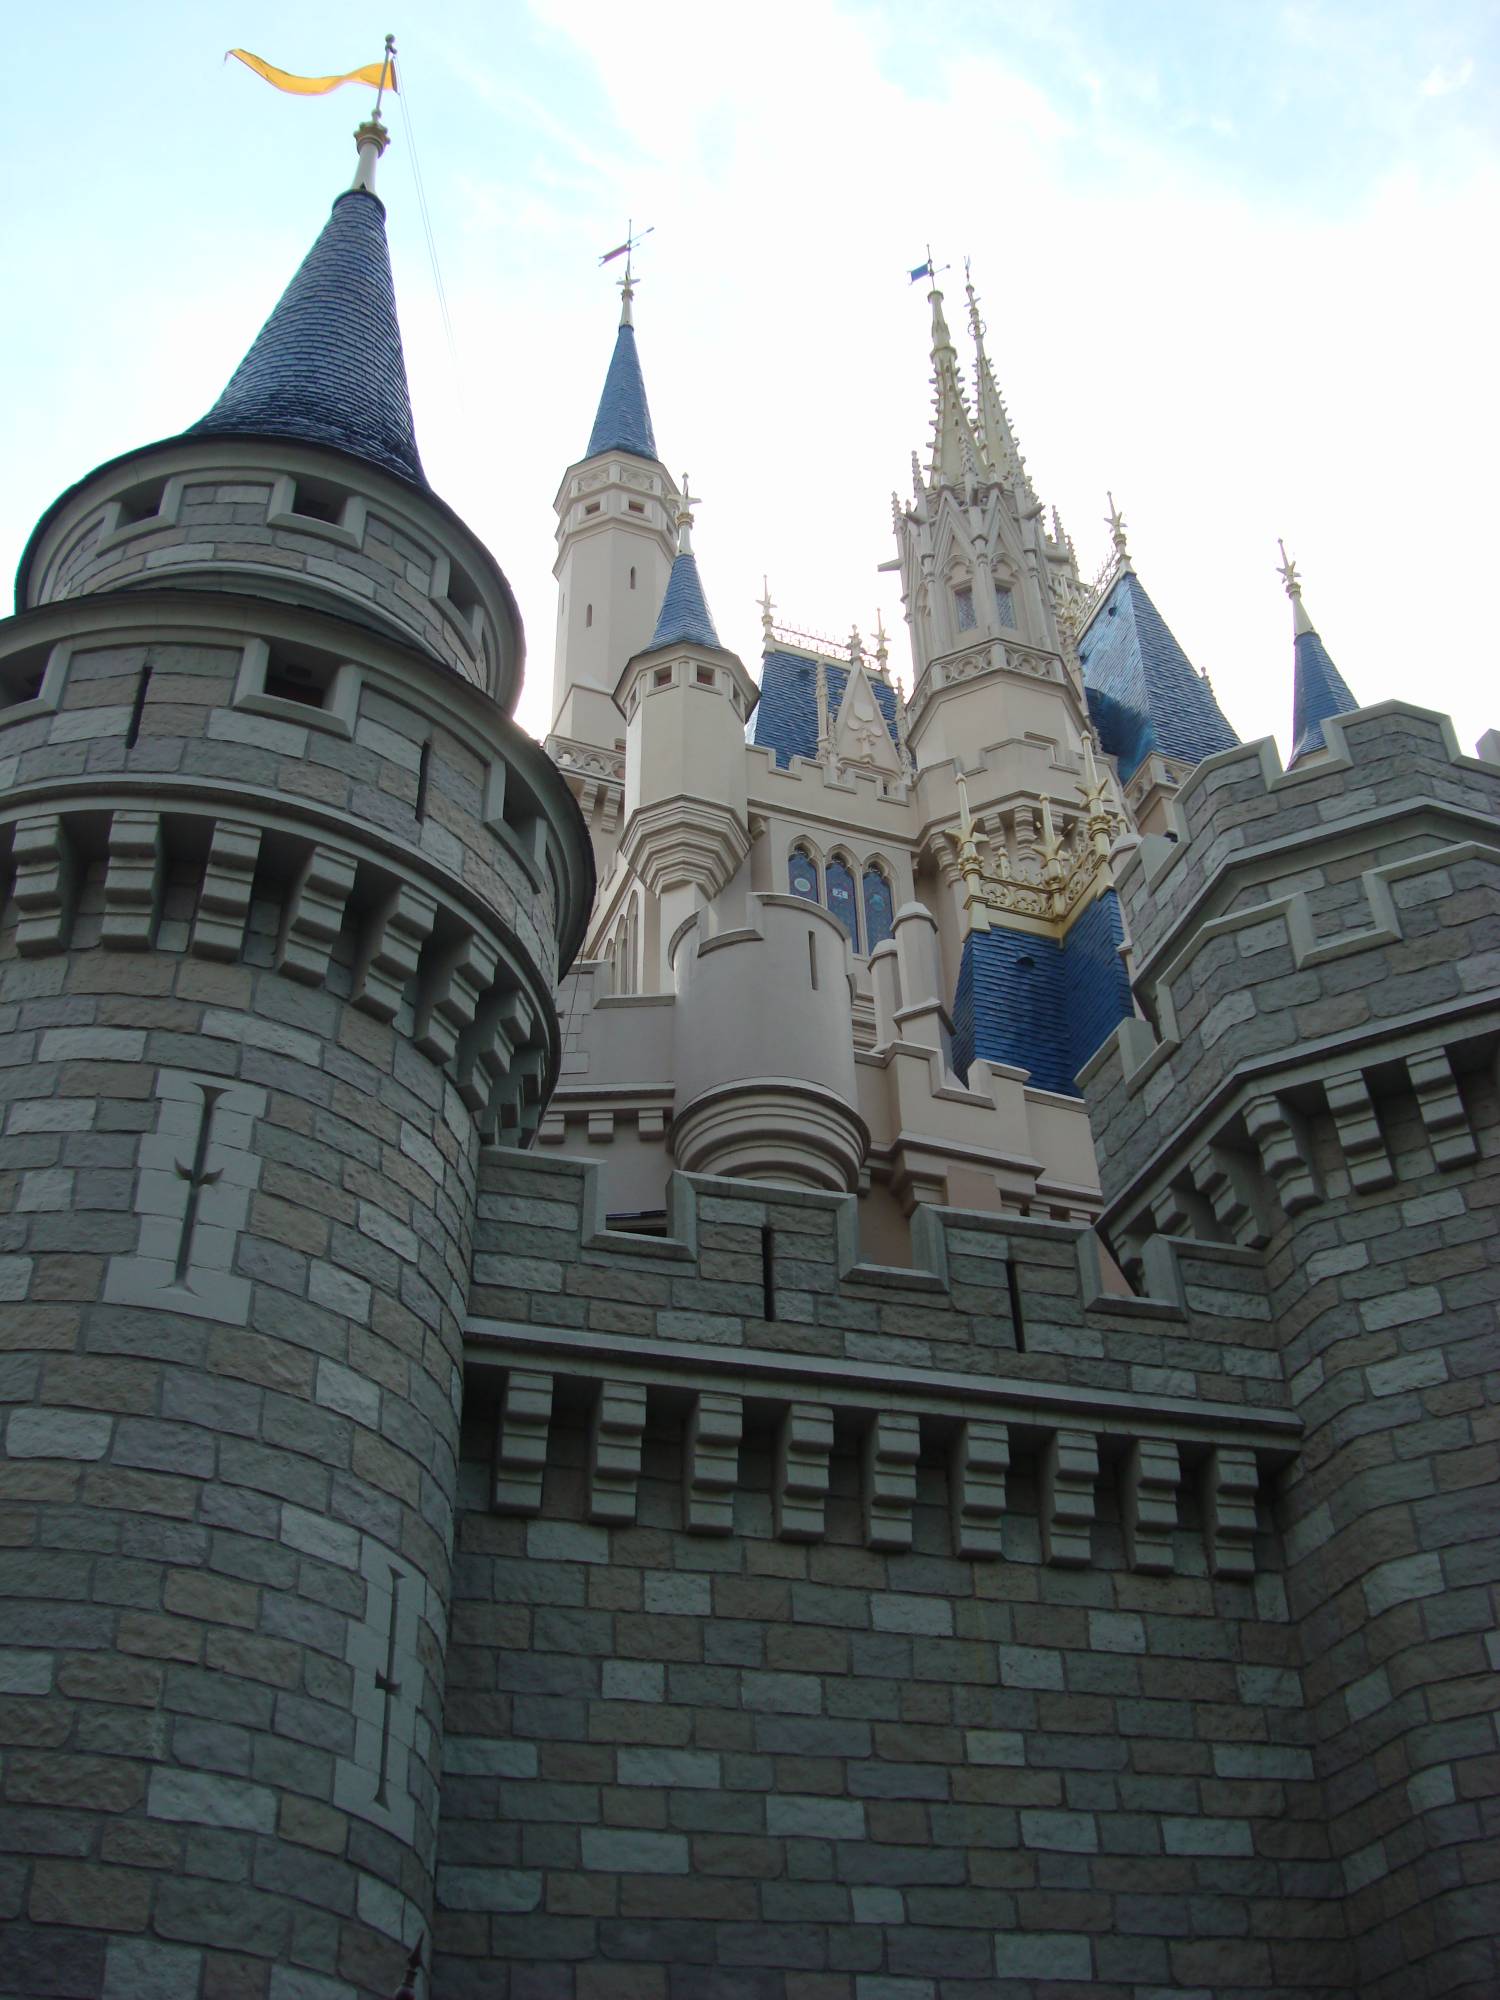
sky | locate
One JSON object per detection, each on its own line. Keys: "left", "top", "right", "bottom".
{"left": 3, "top": 1, "right": 1497, "bottom": 757}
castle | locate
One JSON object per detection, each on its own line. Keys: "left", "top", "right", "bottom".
{"left": 1, "top": 119, "right": 1496, "bottom": 2000}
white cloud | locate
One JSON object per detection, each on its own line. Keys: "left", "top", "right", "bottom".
{"left": 1420, "top": 57, "right": 1474, "bottom": 97}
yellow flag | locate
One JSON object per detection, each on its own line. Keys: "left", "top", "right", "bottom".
{"left": 226, "top": 49, "right": 397, "bottom": 96}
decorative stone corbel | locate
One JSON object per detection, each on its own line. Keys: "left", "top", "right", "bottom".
{"left": 491, "top": 1369, "right": 554, "bottom": 1515}
{"left": 588, "top": 1380, "right": 647, "bottom": 1525}
{"left": 1244, "top": 1094, "right": 1319, "bottom": 1215}
{"left": 1121, "top": 1437, "right": 1180, "bottom": 1573}
{"left": 101, "top": 809, "right": 163, "bottom": 949}
{"left": 683, "top": 1391, "right": 742, "bottom": 1535}
{"left": 10, "top": 813, "right": 75, "bottom": 956}
{"left": 1406, "top": 1049, "right": 1478, "bottom": 1168}
{"left": 949, "top": 1419, "right": 1009, "bottom": 1559}
{"left": 278, "top": 844, "right": 358, "bottom": 985}
{"left": 1203, "top": 1445, "right": 1259, "bottom": 1578}
{"left": 775, "top": 1401, "right": 833, "bottom": 1542}
{"left": 1041, "top": 1429, "right": 1098, "bottom": 1566}
{"left": 191, "top": 819, "right": 261, "bottom": 961}
{"left": 354, "top": 881, "right": 438, "bottom": 1022}
{"left": 1325, "top": 1069, "right": 1395, "bottom": 1191}
{"left": 863, "top": 1411, "right": 921, "bottom": 1551}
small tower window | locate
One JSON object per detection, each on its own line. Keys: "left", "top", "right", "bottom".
{"left": 789, "top": 847, "right": 819, "bottom": 903}
{"left": 695, "top": 666, "right": 715, "bottom": 687}
{"left": 629, "top": 567, "right": 636, "bottom": 590}
{"left": 586, "top": 604, "right": 593, "bottom": 628}
{"left": 627, "top": 500, "right": 645, "bottom": 515}
{"left": 584, "top": 501, "right": 601, "bottom": 516}
{"left": 954, "top": 586, "right": 977, "bottom": 632}
{"left": 826, "top": 857, "right": 859, "bottom": 950}
{"left": 994, "top": 584, "right": 1016, "bottom": 629}
{"left": 862, "top": 867, "right": 895, "bottom": 949}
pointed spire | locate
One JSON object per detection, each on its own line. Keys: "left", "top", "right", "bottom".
{"left": 585, "top": 279, "right": 658, "bottom": 461}
{"left": 1105, "top": 493, "right": 1132, "bottom": 571}
{"left": 188, "top": 125, "right": 425, "bottom": 486}
{"left": 925, "top": 264, "right": 981, "bottom": 489}
{"left": 758, "top": 576, "right": 775, "bottom": 647}
{"left": 1281, "top": 543, "right": 1358, "bottom": 762}
{"left": 647, "top": 474, "right": 720, "bottom": 650}
{"left": 965, "top": 267, "right": 1027, "bottom": 489}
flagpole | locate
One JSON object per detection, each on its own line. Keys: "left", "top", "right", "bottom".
{"left": 375, "top": 32, "right": 395, "bottom": 119}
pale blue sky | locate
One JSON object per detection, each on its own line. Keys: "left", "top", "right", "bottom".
{"left": 4, "top": 2, "right": 1496, "bottom": 750}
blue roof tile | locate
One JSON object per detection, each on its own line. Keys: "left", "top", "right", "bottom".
{"left": 188, "top": 189, "right": 425, "bottom": 488}
{"left": 649, "top": 550, "right": 721, "bottom": 650}
{"left": 951, "top": 892, "right": 1131, "bottom": 1097}
{"left": 750, "top": 651, "right": 903, "bottom": 768}
{"left": 585, "top": 323, "right": 657, "bottom": 461}
{"left": 1080, "top": 572, "right": 1238, "bottom": 782}
{"left": 1291, "top": 626, "right": 1358, "bottom": 762}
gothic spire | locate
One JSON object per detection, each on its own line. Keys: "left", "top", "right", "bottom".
{"left": 585, "top": 273, "right": 658, "bottom": 462}
{"left": 1280, "top": 543, "right": 1358, "bottom": 762}
{"left": 188, "top": 119, "right": 425, "bottom": 487}
{"left": 925, "top": 276, "right": 981, "bottom": 490}
{"left": 965, "top": 271, "right": 1029, "bottom": 493}
{"left": 647, "top": 474, "right": 720, "bottom": 649}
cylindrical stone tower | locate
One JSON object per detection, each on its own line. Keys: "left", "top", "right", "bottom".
{"left": 0, "top": 128, "right": 590, "bottom": 1997}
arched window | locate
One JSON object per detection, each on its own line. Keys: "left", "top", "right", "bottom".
{"left": 826, "top": 856, "right": 858, "bottom": 949}
{"left": 789, "top": 846, "right": 819, "bottom": 904}
{"left": 862, "top": 867, "right": 895, "bottom": 949}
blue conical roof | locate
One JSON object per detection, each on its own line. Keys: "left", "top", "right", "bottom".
{"left": 1291, "top": 625, "right": 1358, "bottom": 762}
{"left": 649, "top": 551, "right": 720, "bottom": 650}
{"left": 188, "top": 189, "right": 425, "bottom": 487}
{"left": 586, "top": 322, "right": 657, "bottom": 461}
{"left": 1080, "top": 571, "right": 1239, "bottom": 782}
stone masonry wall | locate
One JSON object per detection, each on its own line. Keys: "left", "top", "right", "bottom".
{"left": 432, "top": 1155, "right": 1353, "bottom": 1997}
{"left": 1081, "top": 705, "right": 1500, "bottom": 1999}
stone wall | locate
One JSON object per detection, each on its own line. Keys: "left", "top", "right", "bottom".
{"left": 434, "top": 1156, "right": 1340, "bottom": 1995}
{"left": 1082, "top": 705, "right": 1500, "bottom": 1998}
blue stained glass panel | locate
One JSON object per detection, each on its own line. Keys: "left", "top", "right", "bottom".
{"left": 863, "top": 870, "right": 895, "bottom": 948}
{"left": 789, "top": 849, "right": 820, "bottom": 903}
{"left": 826, "top": 858, "right": 859, "bottom": 948}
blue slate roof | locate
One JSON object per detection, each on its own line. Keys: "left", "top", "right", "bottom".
{"left": 188, "top": 190, "right": 425, "bottom": 488}
{"left": 751, "top": 651, "right": 903, "bottom": 767}
{"left": 585, "top": 323, "right": 657, "bottom": 461}
{"left": 648, "top": 550, "right": 721, "bottom": 650}
{"left": 951, "top": 891, "right": 1131, "bottom": 1098}
{"left": 1291, "top": 625, "right": 1358, "bottom": 762}
{"left": 1079, "top": 571, "right": 1238, "bottom": 783}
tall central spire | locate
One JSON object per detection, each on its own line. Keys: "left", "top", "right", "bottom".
{"left": 926, "top": 278, "right": 981, "bottom": 489}
{"left": 188, "top": 118, "right": 425, "bottom": 487}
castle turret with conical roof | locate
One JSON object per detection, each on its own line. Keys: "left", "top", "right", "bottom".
{"left": 0, "top": 117, "right": 590, "bottom": 1999}
{"left": 548, "top": 268, "right": 679, "bottom": 756}
{"left": 1280, "top": 541, "right": 1359, "bottom": 761}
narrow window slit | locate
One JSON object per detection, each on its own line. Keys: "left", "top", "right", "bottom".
{"left": 125, "top": 659, "right": 153, "bottom": 750}
{"left": 808, "top": 931, "right": 818, "bottom": 989}
{"left": 761, "top": 1225, "right": 776, "bottom": 1322}
{"left": 415, "top": 739, "right": 432, "bottom": 821}
{"left": 1006, "top": 1258, "right": 1026, "bottom": 1351}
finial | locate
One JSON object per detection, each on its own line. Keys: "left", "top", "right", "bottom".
{"left": 848, "top": 625, "right": 864, "bottom": 666}
{"left": 874, "top": 611, "right": 890, "bottom": 665}
{"left": 758, "top": 576, "right": 775, "bottom": 639}
{"left": 675, "top": 472, "right": 696, "bottom": 555}
{"left": 1106, "top": 492, "right": 1130, "bottom": 560}
{"left": 911, "top": 450, "right": 924, "bottom": 500}
{"left": 351, "top": 115, "right": 391, "bottom": 194}
{"left": 1277, "top": 538, "right": 1314, "bottom": 636}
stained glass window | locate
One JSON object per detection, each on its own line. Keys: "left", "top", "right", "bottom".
{"left": 789, "top": 847, "right": 819, "bottom": 903}
{"left": 826, "top": 857, "right": 858, "bottom": 948}
{"left": 863, "top": 868, "right": 895, "bottom": 949}
{"left": 954, "top": 585, "right": 977, "bottom": 632}
{"left": 995, "top": 585, "right": 1016, "bottom": 629}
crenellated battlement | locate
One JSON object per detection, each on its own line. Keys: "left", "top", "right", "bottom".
{"left": 19, "top": 441, "right": 518, "bottom": 700}
{"left": 0, "top": 593, "right": 590, "bottom": 1138}
{"left": 1083, "top": 703, "right": 1500, "bottom": 1248}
